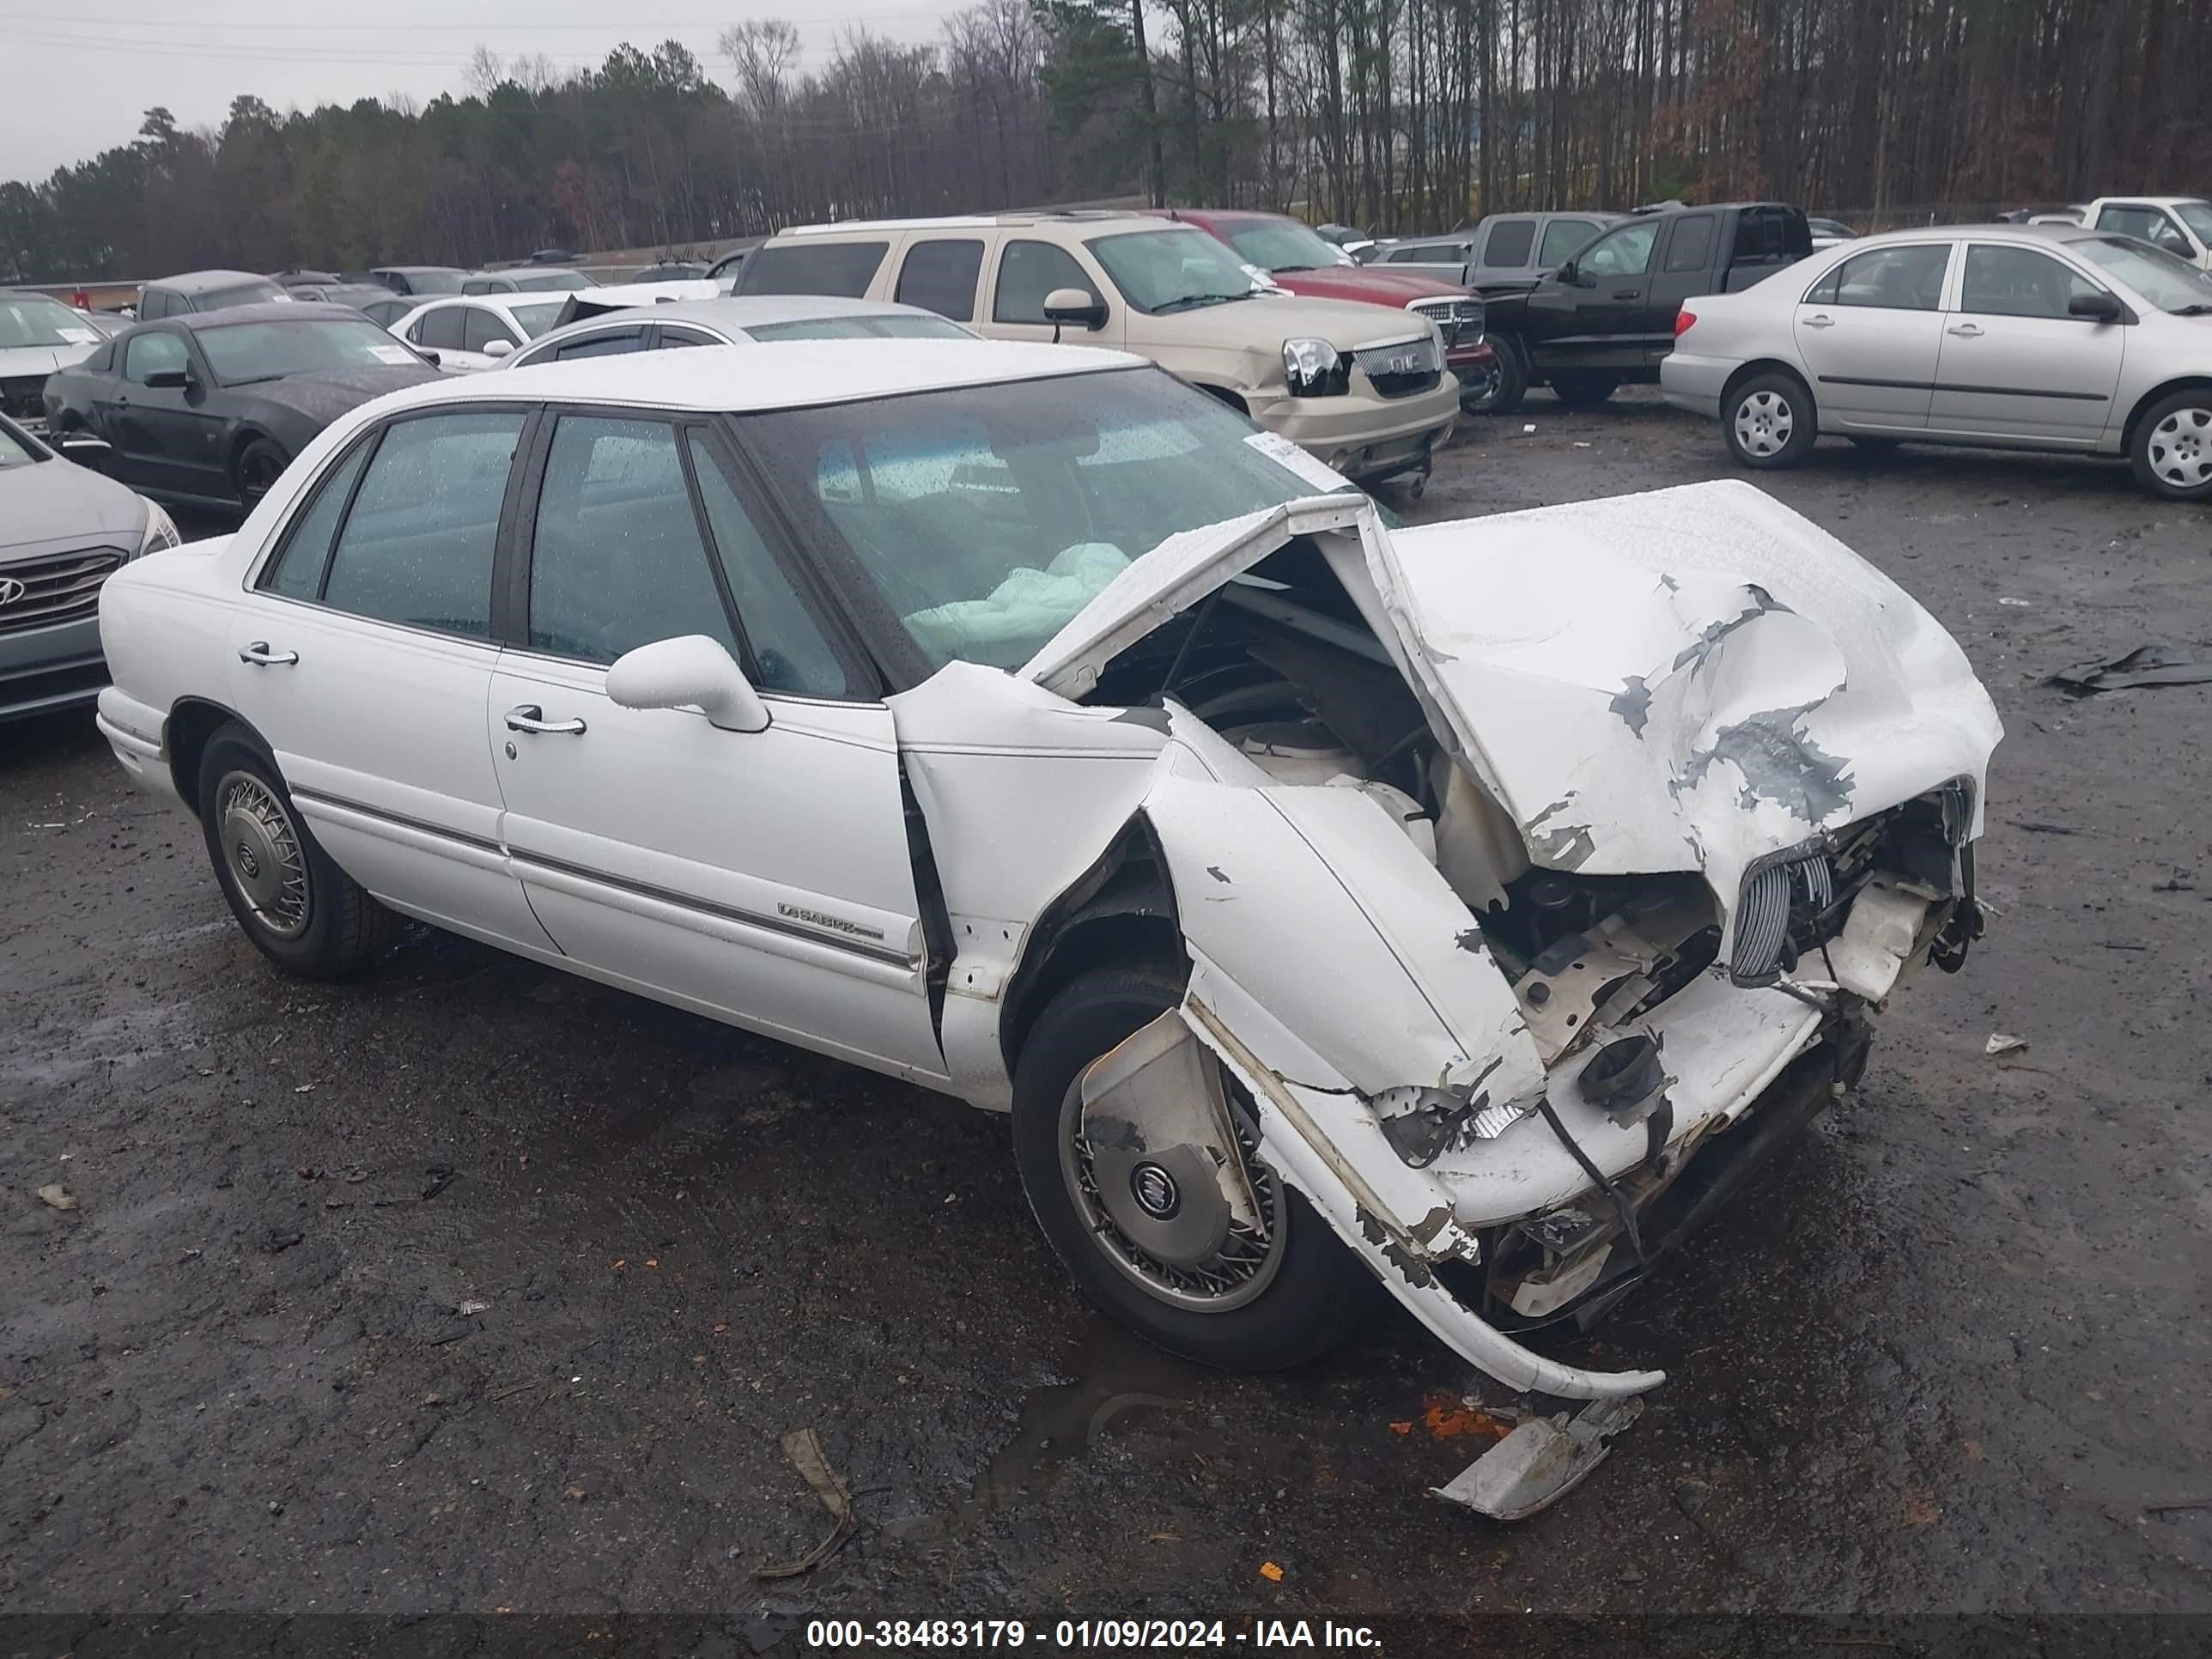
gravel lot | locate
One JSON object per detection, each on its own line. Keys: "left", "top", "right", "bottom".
{"left": 3, "top": 390, "right": 2207, "bottom": 1643}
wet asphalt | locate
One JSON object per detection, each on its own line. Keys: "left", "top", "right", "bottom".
{"left": 2, "top": 391, "right": 2207, "bottom": 1640}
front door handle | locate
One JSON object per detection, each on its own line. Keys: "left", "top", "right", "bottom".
{"left": 505, "top": 703, "right": 586, "bottom": 736}
{"left": 1947, "top": 323, "right": 1984, "bottom": 337}
{"left": 1613, "top": 289, "right": 1642, "bottom": 300}
{"left": 237, "top": 641, "right": 297, "bottom": 666}
{"left": 1803, "top": 313, "right": 1834, "bottom": 328}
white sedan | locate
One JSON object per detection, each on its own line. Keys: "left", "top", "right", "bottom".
{"left": 92, "top": 342, "right": 1999, "bottom": 1499}
{"left": 388, "top": 294, "right": 568, "bottom": 371}
{"left": 501, "top": 295, "right": 973, "bottom": 368}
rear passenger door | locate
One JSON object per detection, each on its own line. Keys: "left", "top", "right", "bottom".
{"left": 485, "top": 411, "right": 946, "bottom": 1080}
{"left": 1792, "top": 241, "right": 1954, "bottom": 430}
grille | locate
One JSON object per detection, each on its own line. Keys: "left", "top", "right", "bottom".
{"left": 0, "top": 545, "right": 126, "bottom": 635}
{"left": 1408, "top": 295, "right": 1486, "bottom": 347}
{"left": 1729, "top": 846, "right": 1835, "bottom": 984}
{"left": 1, "top": 375, "right": 48, "bottom": 423}
{"left": 1352, "top": 335, "right": 1443, "bottom": 399}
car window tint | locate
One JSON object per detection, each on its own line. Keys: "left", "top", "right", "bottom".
{"left": 1539, "top": 219, "right": 1597, "bottom": 266}
{"left": 138, "top": 289, "right": 170, "bottom": 319}
{"left": 526, "top": 416, "right": 737, "bottom": 665}
{"left": 1579, "top": 222, "right": 1658, "bottom": 277}
{"left": 993, "top": 240, "right": 1100, "bottom": 324}
{"left": 412, "top": 307, "right": 466, "bottom": 351}
{"left": 262, "top": 441, "right": 372, "bottom": 601}
{"left": 1480, "top": 220, "right": 1536, "bottom": 268}
{"left": 1961, "top": 246, "right": 2101, "bottom": 319}
{"left": 896, "top": 239, "right": 985, "bottom": 321}
{"left": 319, "top": 411, "right": 522, "bottom": 636}
{"left": 737, "top": 240, "right": 890, "bottom": 298}
{"left": 462, "top": 308, "right": 519, "bottom": 352}
{"left": 123, "top": 331, "right": 189, "bottom": 383}
{"left": 557, "top": 329, "right": 643, "bottom": 360}
{"left": 1827, "top": 244, "right": 1950, "bottom": 311}
{"left": 656, "top": 327, "right": 717, "bottom": 348}
{"left": 1731, "top": 209, "right": 1787, "bottom": 264}
{"left": 686, "top": 433, "right": 848, "bottom": 697}
{"left": 1662, "top": 214, "right": 1717, "bottom": 273}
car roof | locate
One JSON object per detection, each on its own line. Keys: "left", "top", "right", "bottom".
{"left": 164, "top": 300, "right": 368, "bottom": 330}
{"left": 405, "top": 291, "right": 570, "bottom": 316}
{"left": 779, "top": 211, "right": 1180, "bottom": 238}
{"left": 374, "top": 264, "right": 465, "bottom": 275}
{"left": 369, "top": 337, "right": 1139, "bottom": 416}
{"left": 1838, "top": 222, "right": 2136, "bottom": 250}
{"left": 151, "top": 269, "right": 278, "bottom": 292}
{"left": 2095, "top": 195, "right": 2208, "bottom": 207}
{"left": 563, "top": 295, "right": 933, "bottom": 329}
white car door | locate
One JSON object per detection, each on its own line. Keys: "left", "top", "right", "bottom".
{"left": 228, "top": 408, "right": 558, "bottom": 951}
{"left": 484, "top": 410, "right": 946, "bottom": 1082}
{"left": 1928, "top": 243, "right": 2127, "bottom": 445}
{"left": 1793, "top": 240, "right": 1954, "bottom": 429}
{"left": 406, "top": 303, "right": 493, "bottom": 372}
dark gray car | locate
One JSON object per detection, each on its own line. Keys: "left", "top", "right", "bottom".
{"left": 0, "top": 413, "right": 178, "bottom": 720}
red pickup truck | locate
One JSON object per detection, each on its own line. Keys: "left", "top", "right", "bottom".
{"left": 1146, "top": 208, "right": 1504, "bottom": 413}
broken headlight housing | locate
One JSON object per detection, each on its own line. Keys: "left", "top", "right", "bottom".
{"left": 1282, "top": 337, "right": 1350, "bottom": 398}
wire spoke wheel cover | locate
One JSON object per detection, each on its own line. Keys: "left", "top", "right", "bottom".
{"left": 1057, "top": 1068, "right": 1286, "bottom": 1313}
{"left": 216, "top": 770, "right": 311, "bottom": 939}
{"left": 1733, "top": 388, "right": 1795, "bottom": 457}
{"left": 2148, "top": 406, "right": 2212, "bottom": 489}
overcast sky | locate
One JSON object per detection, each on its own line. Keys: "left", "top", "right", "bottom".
{"left": 2, "top": 0, "right": 967, "bottom": 185}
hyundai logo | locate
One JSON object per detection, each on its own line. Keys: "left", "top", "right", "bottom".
{"left": 0, "top": 577, "right": 24, "bottom": 606}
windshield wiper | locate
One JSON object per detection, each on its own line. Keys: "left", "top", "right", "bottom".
{"left": 2170, "top": 302, "right": 2212, "bottom": 315}
{"left": 1152, "top": 292, "right": 1252, "bottom": 313}
{"left": 1270, "top": 264, "right": 1316, "bottom": 274}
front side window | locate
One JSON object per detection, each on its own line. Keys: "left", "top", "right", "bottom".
{"left": 735, "top": 366, "right": 1367, "bottom": 673}
{"left": 123, "top": 331, "right": 190, "bottom": 384}
{"left": 993, "top": 240, "right": 1102, "bottom": 324}
{"left": 1662, "top": 215, "right": 1717, "bottom": 273}
{"left": 1960, "top": 246, "right": 2104, "bottom": 319}
{"left": 2173, "top": 203, "right": 2212, "bottom": 244}
{"left": 411, "top": 307, "right": 467, "bottom": 351}
{"left": 687, "top": 434, "right": 848, "bottom": 697}
{"left": 1085, "top": 229, "right": 1258, "bottom": 315}
{"left": 2096, "top": 204, "right": 2189, "bottom": 254}
{"left": 896, "top": 239, "right": 985, "bottom": 321}
{"left": 1808, "top": 244, "right": 1951, "bottom": 311}
{"left": 737, "top": 240, "right": 890, "bottom": 299}
{"left": 1578, "top": 222, "right": 1658, "bottom": 277}
{"left": 526, "top": 416, "right": 738, "bottom": 665}
{"left": 1539, "top": 219, "right": 1598, "bottom": 267}
{"left": 462, "top": 308, "right": 520, "bottom": 353}
{"left": 319, "top": 411, "right": 524, "bottom": 637}
{"left": 196, "top": 319, "right": 423, "bottom": 382}
{"left": 1481, "top": 220, "right": 1537, "bottom": 269}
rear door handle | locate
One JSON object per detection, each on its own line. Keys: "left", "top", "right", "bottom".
{"left": 1947, "top": 323, "right": 1984, "bottom": 337}
{"left": 505, "top": 703, "right": 586, "bottom": 736}
{"left": 237, "top": 641, "right": 297, "bottom": 666}
{"left": 1803, "top": 313, "right": 1834, "bottom": 328}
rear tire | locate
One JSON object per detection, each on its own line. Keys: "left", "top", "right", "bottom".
{"left": 1462, "top": 338, "right": 1527, "bottom": 416}
{"left": 1548, "top": 371, "right": 1620, "bottom": 408}
{"left": 1010, "top": 964, "right": 1378, "bottom": 1370}
{"left": 197, "top": 723, "right": 395, "bottom": 980}
{"left": 2130, "top": 390, "right": 2212, "bottom": 501}
{"left": 1723, "top": 372, "right": 1817, "bottom": 469}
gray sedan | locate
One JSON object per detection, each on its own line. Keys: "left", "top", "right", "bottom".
{"left": 0, "top": 413, "right": 179, "bottom": 721}
{"left": 1662, "top": 222, "right": 2212, "bottom": 501}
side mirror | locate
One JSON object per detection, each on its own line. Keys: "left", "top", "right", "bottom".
{"left": 483, "top": 337, "right": 515, "bottom": 360}
{"left": 2068, "top": 290, "right": 2122, "bottom": 323}
{"left": 143, "top": 368, "right": 190, "bottom": 389}
{"left": 416, "top": 348, "right": 442, "bottom": 367}
{"left": 1042, "top": 286, "right": 1108, "bottom": 333}
{"left": 606, "top": 635, "right": 770, "bottom": 733}
{"left": 1555, "top": 260, "right": 1580, "bottom": 286}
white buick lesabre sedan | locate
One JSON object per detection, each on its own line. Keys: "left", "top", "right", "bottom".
{"left": 93, "top": 341, "right": 2000, "bottom": 1474}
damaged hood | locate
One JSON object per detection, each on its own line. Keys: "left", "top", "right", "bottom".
{"left": 1024, "top": 481, "right": 2000, "bottom": 908}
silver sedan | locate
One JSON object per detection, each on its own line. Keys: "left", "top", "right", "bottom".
{"left": 1662, "top": 222, "right": 2212, "bottom": 501}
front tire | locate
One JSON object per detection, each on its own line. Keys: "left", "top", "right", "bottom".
{"left": 2131, "top": 390, "right": 2212, "bottom": 501}
{"left": 1010, "top": 965, "right": 1377, "bottom": 1370}
{"left": 1724, "top": 372, "right": 1817, "bottom": 469}
{"left": 197, "top": 724, "right": 395, "bottom": 979}
{"left": 1462, "top": 338, "right": 1527, "bottom": 416}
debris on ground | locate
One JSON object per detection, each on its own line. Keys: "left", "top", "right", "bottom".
{"left": 2048, "top": 645, "right": 2212, "bottom": 695}
{"left": 1431, "top": 1396, "right": 1644, "bottom": 1521}
{"left": 1985, "top": 1033, "right": 2029, "bottom": 1057}
{"left": 35, "top": 1184, "right": 79, "bottom": 1212}
{"left": 1259, "top": 1560, "right": 1285, "bottom": 1582}
{"left": 459, "top": 1298, "right": 491, "bottom": 1316}
{"left": 755, "top": 1427, "right": 855, "bottom": 1580}
{"left": 1420, "top": 1392, "right": 1520, "bottom": 1442}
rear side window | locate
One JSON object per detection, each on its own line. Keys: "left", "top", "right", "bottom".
{"left": 138, "top": 289, "right": 171, "bottom": 319}
{"left": 262, "top": 441, "right": 373, "bottom": 601}
{"left": 410, "top": 308, "right": 466, "bottom": 351}
{"left": 993, "top": 240, "right": 1100, "bottom": 324}
{"left": 1662, "top": 214, "right": 1717, "bottom": 273}
{"left": 738, "top": 240, "right": 890, "bottom": 299}
{"left": 1808, "top": 244, "right": 1950, "bottom": 311}
{"left": 556, "top": 328, "right": 643, "bottom": 361}
{"left": 896, "top": 240, "right": 985, "bottom": 322}
{"left": 526, "top": 416, "right": 738, "bottom": 665}
{"left": 1731, "top": 209, "right": 1793, "bottom": 265}
{"left": 1539, "top": 219, "right": 1597, "bottom": 266}
{"left": 1480, "top": 220, "right": 1536, "bottom": 268}
{"left": 319, "top": 411, "right": 524, "bottom": 638}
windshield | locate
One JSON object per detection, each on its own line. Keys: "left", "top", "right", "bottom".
{"left": 511, "top": 301, "right": 567, "bottom": 337}
{"left": 404, "top": 270, "right": 466, "bottom": 295}
{"left": 1220, "top": 217, "right": 1351, "bottom": 273}
{"left": 744, "top": 314, "right": 970, "bottom": 342}
{"left": 736, "top": 367, "right": 1364, "bottom": 671}
{"left": 202, "top": 283, "right": 289, "bottom": 312}
{"left": 2071, "top": 237, "right": 2212, "bottom": 313}
{"left": 516, "top": 271, "right": 592, "bottom": 292}
{"left": 2175, "top": 202, "right": 2212, "bottom": 243}
{"left": 198, "top": 319, "right": 425, "bottom": 382}
{"left": 1086, "top": 229, "right": 1261, "bottom": 314}
{"left": 0, "top": 294, "right": 105, "bottom": 349}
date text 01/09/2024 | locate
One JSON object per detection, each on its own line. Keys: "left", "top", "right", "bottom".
{"left": 802, "top": 1620, "right": 1384, "bottom": 1650}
